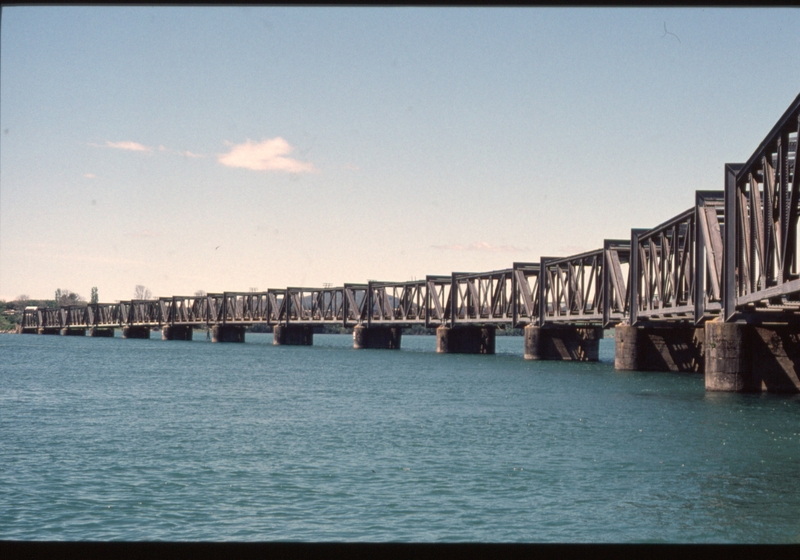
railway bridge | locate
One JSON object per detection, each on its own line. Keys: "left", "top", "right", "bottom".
{"left": 17, "top": 92, "right": 800, "bottom": 393}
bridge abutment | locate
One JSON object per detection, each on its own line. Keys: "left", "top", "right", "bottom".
{"left": 273, "top": 325, "right": 313, "bottom": 346}
{"left": 60, "top": 328, "right": 86, "bottom": 336}
{"left": 211, "top": 325, "right": 245, "bottom": 343}
{"left": 88, "top": 327, "right": 115, "bottom": 337}
{"left": 162, "top": 325, "right": 193, "bottom": 341}
{"left": 353, "top": 325, "right": 401, "bottom": 349}
{"left": 122, "top": 326, "right": 150, "bottom": 339}
{"left": 524, "top": 325, "right": 601, "bottom": 361}
{"left": 436, "top": 326, "right": 495, "bottom": 354}
{"left": 37, "top": 327, "right": 60, "bottom": 335}
{"left": 614, "top": 325, "right": 704, "bottom": 372}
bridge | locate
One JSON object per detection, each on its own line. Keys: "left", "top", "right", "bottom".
{"left": 17, "top": 92, "right": 800, "bottom": 393}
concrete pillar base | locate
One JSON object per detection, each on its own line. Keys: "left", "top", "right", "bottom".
{"left": 88, "top": 328, "right": 115, "bottom": 338}
{"left": 60, "top": 328, "right": 86, "bottom": 336}
{"left": 614, "top": 325, "right": 704, "bottom": 372}
{"left": 211, "top": 325, "right": 245, "bottom": 343}
{"left": 705, "top": 322, "right": 800, "bottom": 393}
{"left": 614, "top": 325, "right": 639, "bottom": 370}
{"left": 705, "top": 321, "right": 751, "bottom": 392}
{"left": 162, "top": 325, "right": 193, "bottom": 341}
{"left": 37, "top": 327, "right": 60, "bottom": 335}
{"left": 436, "top": 326, "right": 495, "bottom": 354}
{"left": 525, "top": 325, "right": 601, "bottom": 361}
{"left": 273, "top": 325, "right": 313, "bottom": 345}
{"left": 353, "top": 326, "right": 402, "bottom": 349}
{"left": 122, "top": 326, "right": 150, "bottom": 339}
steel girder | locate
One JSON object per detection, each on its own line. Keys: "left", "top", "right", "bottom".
{"left": 366, "top": 280, "right": 428, "bottom": 326}
{"left": 87, "top": 303, "right": 121, "bottom": 327}
{"left": 630, "top": 191, "right": 725, "bottom": 325}
{"left": 539, "top": 241, "right": 630, "bottom": 328}
{"left": 724, "top": 93, "right": 800, "bottom": 322}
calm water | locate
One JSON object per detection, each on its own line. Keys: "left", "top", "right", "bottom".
{"left": 1, "top": 331, "right": 799, "bottom": 542}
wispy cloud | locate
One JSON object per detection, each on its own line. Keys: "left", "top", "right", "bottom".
{"left": 179, "top": 150, "right": 205, "bottom": 158}
{"left": 217, "top": 138, "right": 316, "bottom": 173}
{"left": 83, "top": 173, "right": 96, "bottom": 179}
{"left": 89, "top": 140, "right": 153, "bottom": 152}
{"left": 430, "top": 242, "right": 530, "bottom": 253}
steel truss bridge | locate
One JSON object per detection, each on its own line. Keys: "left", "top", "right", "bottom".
{"left": 18, "top": 93, "right": 800, "bottom": 335}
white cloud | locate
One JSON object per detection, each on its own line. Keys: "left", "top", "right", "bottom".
{"left": 90, "top": 140, "right": 153, "bottom": 152}
{"left": 179, "top": 150, "right": 205, "bottom": 158}
{"left": 430, "top": 242, "right": 529, "bottom": 253}
{"left": 217, "top": 137, "right": 316, "bottom": 173}
{"left": 83, "top": 173, "right": 96, "bottom": 179}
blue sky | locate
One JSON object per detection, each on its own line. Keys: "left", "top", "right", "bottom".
{"left": 2, "top": 7, "right": 799, "bottom": 302}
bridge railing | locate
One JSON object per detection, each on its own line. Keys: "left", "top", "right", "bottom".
{"left": 206, "top": 292, "right": 272, "bottom": 325}
{"left": 450, "top": 268, "right": 515, "bottom": 325}
{"left": 283, "top": 286, "right": 345, "bottom": 324}
{"left": 366, "top": 280, "right": 427, "bottom": 326}
{"left": 511, "top": 262, "right": 540, "bottom": 327}
{"left": 20, "top": 307, "right": 39, "bottom": 330}
{"left": 87, "top": 303, "right": 121, "bottom": 327}
{"left": 724, "top": 93, "right": 800, "bottom": 321}
{"left": 539, "top": 241, "right": 630, "bottom": 328}
{"left": 37, "top": 307, "right": 61, "bottom": 328}
{"left": 120, "top": 299, "right": 162, "bottom": 326}
{"left": 424, "top": 275, "right": 454, "bottom": 328}
{"left": 630, "top": 190, "right": 724, "bottom": 325}
{"left": 61, "top": 305, "right": 89, "bottom": 328}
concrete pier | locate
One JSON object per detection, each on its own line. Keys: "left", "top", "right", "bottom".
{"left": 211, "top": 325, "right": 245, "bottom": 343}
{"left": 37, "top": 327, "right": 60, "bottom": 335}
{"left": 273, "top": 325, "right": 313, "bottom": 346}
{"left": 524, "top": 325, "right": 601, "bottom": 361}
{"left": 60, "top": 328, "right": 86, "bottom": 336}
{"left": 88, "top": 327, "right": 115, "bottom": 337}
{"left": 122, "top": 326, "right": 150, "bottom": 339}
{"left": 162, "top": 325, "right": 193, "bottom": 341}
{"left": 436, "top": 326, "right": 495, "bottom": 354}
{"left": 705, "top": 321, "right": 750, "bottom": 391}
{"left": 705, "top": 322, "right": 800, "bottom": 393}
{"left": 614, "top": 325, "right": 704, "bottom": 372}
{"left": 353, "top": 325, "right": 401, "bottom": 349}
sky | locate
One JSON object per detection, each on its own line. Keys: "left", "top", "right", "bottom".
{"left": 2, "top": 7, "right": 800, "bottom": 302}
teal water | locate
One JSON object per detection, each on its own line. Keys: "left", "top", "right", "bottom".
{"left": 1, "top": 332, "right": 799, "bottom": 542}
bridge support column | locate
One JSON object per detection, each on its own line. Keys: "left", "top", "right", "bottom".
{"left": 705, "top": 322, "right": 751, "bottom": 392}
{"left": 37, "top": 327, "right": 60, "bottom": 335}
{"left": 162, "top": 325, "right": 193, "bottom": 341}
{"left": 88, "top": 327, "right": 115, "bottom": 337}
{"left": 524, "top": 325, "right": 601, "bottom": 361}
{"left": 436, "top": 326, "right": 495, "bottom": 354}
{"left": 614, "top": 325, "right": 640, "bottom": 370}
{"left": 60, "top": 328, "right": 86, "bottom": 336}
{"left": 353, "top": 325, "right": 401, "bottom": 349}
{"left": 122, "top": 326, "right": 150, "bottom": 339}
{"left": 705, "top": 322, "right": 800, "bottom": 393}
{"left": 211, "top": 325, "right": 245, "bottom": 343}
{"left": 614, "top": 325, "right": 704, "bottom": 372}
{"left": 273, "top": 325, "right": 313, "bottom": 346}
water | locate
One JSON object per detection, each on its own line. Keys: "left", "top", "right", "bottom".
{"left": 1, "top": 332, "right": 799, "bottom": 542}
